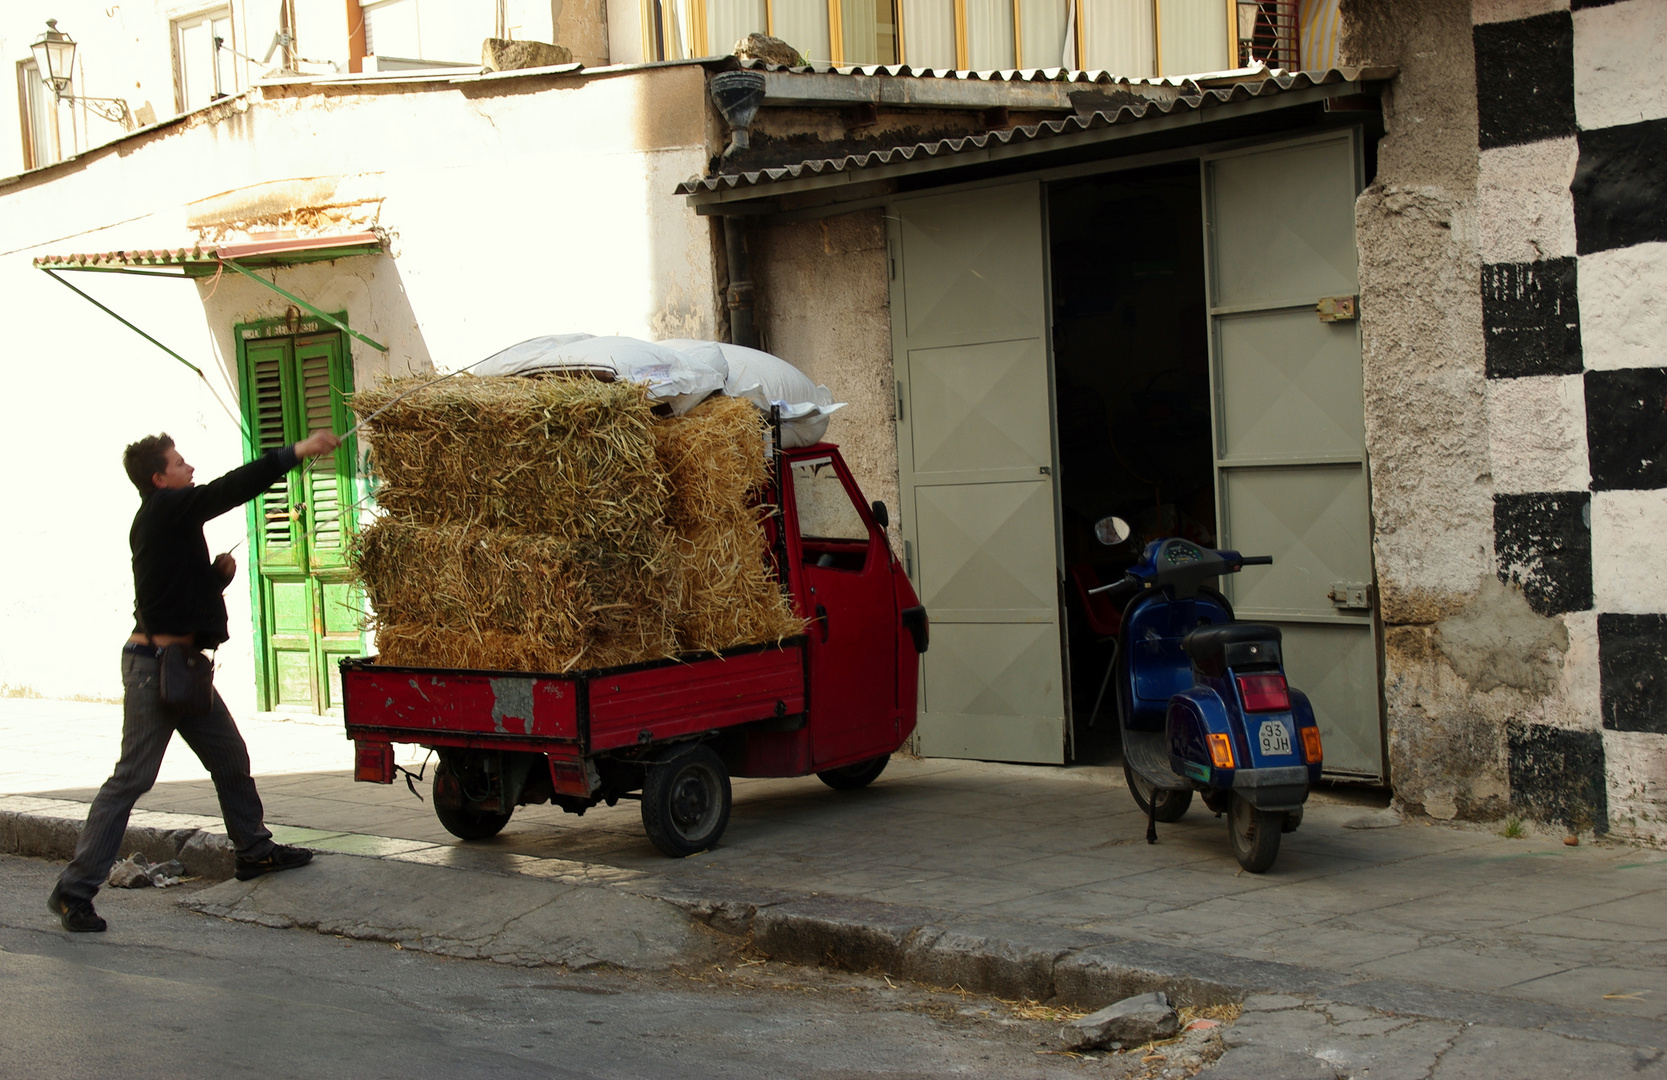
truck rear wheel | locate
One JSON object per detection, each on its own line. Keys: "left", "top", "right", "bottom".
{"left": 433, "top": 759, "right": 513, "bottom": 841}
{"left": 816, "top": 755, "right": 889, "bottom": 791}
{"left": 641, "top": 744, "right": 732, "bottom": 858}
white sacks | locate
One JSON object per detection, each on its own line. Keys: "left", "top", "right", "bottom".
{"left": 475, "top": 335, "right": 728, "bottom": 416}
{"left": 477, "top": 334, "right": 846, "bottom": 446}
{"left": 658, "top": 339, "right": 846, "bottom": 448}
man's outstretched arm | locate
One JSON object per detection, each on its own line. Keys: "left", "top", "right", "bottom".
{"left": 176, "top": 431, "right": 343, "bottom": 524}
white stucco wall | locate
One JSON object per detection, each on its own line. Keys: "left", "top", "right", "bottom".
{"left": 0, "top": 63, "right": 718, "bottom": 712}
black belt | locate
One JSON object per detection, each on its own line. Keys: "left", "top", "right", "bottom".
{"left": 123, "top": 643, "right": 160, "bottom": 658}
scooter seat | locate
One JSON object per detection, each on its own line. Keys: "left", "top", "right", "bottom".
{"left": 1181, "top": 623, "right": 1282, "bottom": 676}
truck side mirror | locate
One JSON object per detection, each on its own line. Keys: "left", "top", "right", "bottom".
{"left": 871, "top": 500, "right": 889, "bottom": 529}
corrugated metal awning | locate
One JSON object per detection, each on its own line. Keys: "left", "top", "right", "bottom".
{"left": 35, "top": 231, "right": 389, "bottom": 353}
{"left": 681, "top": 66, "right": 1393, "bottom": 209}
{"left": 32, "top": 231, "right": 384, "bottom": 278}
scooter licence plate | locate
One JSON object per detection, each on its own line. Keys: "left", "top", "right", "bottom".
{"left": 1258, "top": 720, "right": 1293, "bottom": 756}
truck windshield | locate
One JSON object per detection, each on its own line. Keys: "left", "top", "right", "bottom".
{"left": 791, "top": 458, "right": 868, "bottom": 543}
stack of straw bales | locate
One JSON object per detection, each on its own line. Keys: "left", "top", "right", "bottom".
{"left": 350, "top": 375, "right": 801, "bottom": 673}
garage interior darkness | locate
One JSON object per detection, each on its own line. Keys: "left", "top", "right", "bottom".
{"left": 1048, "top": 162, "right": 1216, "bottom": 763}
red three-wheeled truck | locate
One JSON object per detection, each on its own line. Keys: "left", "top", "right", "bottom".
{"left": 340, "top": 442, "right": 928, "bottom": 856}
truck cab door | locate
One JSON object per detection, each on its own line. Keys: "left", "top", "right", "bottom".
{"left": 785, "top": 450, "right": 900, "bottom": 768}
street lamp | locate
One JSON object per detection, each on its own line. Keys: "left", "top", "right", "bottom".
{"left": 31, "top": 19, "right": 132, "bottom": 127}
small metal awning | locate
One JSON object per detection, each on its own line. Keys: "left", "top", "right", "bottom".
{"left": 35, "top": 231, "right": 388, "bottom": 354}
{"left": 32, "top": 231, "right": 385, "bottom": 278}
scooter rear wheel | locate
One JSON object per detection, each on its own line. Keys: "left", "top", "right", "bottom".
{"left": 1124, "top": 760, "right": 1193, "bottom": 822}
{"left": 1229, "top": 794, "right": 1281, "bottom": 873}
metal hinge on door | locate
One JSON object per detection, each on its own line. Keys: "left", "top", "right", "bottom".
{"left": 1328, "top": 582, "right": 1372, "bottom": 610}
{"left": 903, "top": 540, "right": 913, "bottom": 579}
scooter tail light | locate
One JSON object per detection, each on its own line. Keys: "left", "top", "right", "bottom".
{"left": 1207, "top": 733, "right": 1235, "bottom": 769}
{"left": 1301, "top": 725, "right": 1323, "bottom": 764}
{"left": 1237, "top": 673, "right": 1290, "bottom": 712}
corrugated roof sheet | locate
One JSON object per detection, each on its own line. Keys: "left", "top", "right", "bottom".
{"left": 33, "top": 232, "right": 384, "bottom": 274}
{"left": 731, "top": 56, "right": 1286, "bottom": 87}
{"left": 680, "top": 66, "right": 1391, "bottom": 196}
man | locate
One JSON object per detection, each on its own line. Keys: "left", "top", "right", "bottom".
{"left": 48, "top": 429, "right": 342, "bottom": 932}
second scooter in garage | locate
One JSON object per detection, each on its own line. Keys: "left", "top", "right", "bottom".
{"left": 1090, "top": 521, "right": 1324, "bottom": 873}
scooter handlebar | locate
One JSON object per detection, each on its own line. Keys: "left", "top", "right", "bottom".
{"left": 1238, "top": 555, "right": 1274, "bottom": 566}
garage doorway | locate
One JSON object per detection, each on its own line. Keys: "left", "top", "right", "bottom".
{"left": 889, "top": 132, "right": 1383, "bottom": 780}
{"left": 1048, "top": 134, "right": 1383, "bottom": 780}
{"left": 1049, "top": 162, "right": 1216, "bottom": 763}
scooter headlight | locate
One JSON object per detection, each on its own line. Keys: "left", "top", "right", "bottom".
{"left": 1236, "top": 673, "right": 1290, "bottom": 712}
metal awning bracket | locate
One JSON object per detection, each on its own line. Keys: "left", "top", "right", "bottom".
{"left": 219, "top": 259, "right": 389, "bottom": 352}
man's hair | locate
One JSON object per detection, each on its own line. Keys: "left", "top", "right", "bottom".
{"left": 123, "top": 434, "right": 175, "bottom": 496}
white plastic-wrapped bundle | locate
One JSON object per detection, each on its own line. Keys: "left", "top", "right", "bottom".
{"left": 658, "top": 339, "right": 846, "bottom": 447}
{"left": 476, "top": 335, "right": 729, "bottom": 416}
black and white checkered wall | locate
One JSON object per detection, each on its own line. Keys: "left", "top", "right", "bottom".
{"left": 1474, "top": 0, "right": 1667, "bottom": 836}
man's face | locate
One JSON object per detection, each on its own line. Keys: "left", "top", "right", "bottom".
{"left": 152, "top": 448, "right": 195, "bottom": 490}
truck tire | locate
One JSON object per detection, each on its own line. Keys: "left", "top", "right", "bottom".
{"left": 1124, "top": 760, "right": 1193, "bottom": 822}
{"left": 641, "top": 744, "right": 732, "bottom": 858}
{"left": 1229, "top": 793, "right": 1281, "bottom": 873}
{"left": 816, "top": 755, "right": 889, "bottom": 791}
{"left": 433, "top": 759, "right": 513, "bottom": 841}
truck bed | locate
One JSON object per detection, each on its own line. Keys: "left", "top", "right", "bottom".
{"left": 340, "top": 639, "right": 808, "bottom": 756}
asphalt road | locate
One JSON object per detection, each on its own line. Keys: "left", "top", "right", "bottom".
{"left": 0, "top": 854, "right": 1090, "bottom": 1080}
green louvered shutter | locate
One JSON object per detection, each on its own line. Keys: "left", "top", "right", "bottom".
{"left": 245, "top": 338, "right": 303, "bottom": 571}
{"left": 296, "top": 333, "right": 353, "bottom": 570}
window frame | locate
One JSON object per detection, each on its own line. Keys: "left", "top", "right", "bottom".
{"left": 644, "top": 0, "right": 1243, "bottom": 75}
{"left": 171, "top": 5, "right": 238, "bottom": 115}
{"left": 16, "top": 59, "right": 59, "bottom": 170}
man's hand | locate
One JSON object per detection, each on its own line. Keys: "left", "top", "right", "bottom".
{"left": 213, "top": 552, "right": 237, "bottom": 584}
{"left": 294, "top": 431, "right": 342, "bottom": 460}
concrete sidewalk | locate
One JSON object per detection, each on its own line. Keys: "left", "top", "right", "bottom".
{"left": 5, "top": 697, "right": 1667, "bottom": 1052}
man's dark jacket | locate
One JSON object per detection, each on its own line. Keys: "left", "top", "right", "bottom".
{"left": 131, "top": 447, "right": 298, "bottom": 648}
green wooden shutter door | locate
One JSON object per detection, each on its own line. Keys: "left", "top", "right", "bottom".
{"left": 297, "top": 333, "right": 350, "bottom": 570}
{"left": 245, "top": 338, "right": 302, "bottom": 571}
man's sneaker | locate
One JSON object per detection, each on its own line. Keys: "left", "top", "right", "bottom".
{"left": 234, "top": 843, "right": 314, "bottom": 881}
{"left": 47, "top": 882, "right": 107, "bottom": 933}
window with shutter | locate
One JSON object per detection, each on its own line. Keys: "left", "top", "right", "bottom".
{"left": 237, "top": 319, "right": 364, "bottom": 714}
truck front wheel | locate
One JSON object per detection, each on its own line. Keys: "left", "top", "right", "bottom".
{"left": 816, "top": 755, "right": 889, "bottom": 791}
{"left": 641, "top": 745, "right": 732, "bottom": 858}
{"left": 433, "top": 759, "right": 513, "bottom": 841}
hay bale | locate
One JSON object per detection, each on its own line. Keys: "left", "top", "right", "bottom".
{"left": 669, "top": 509, "right": 806, "bottom": 654}
{"left": 353, "top": 517, "right": 674, "bottom": 648}
{"left": 352, "top": 376, "right": 668, "bottom": 547}
{"left": 654, "top": 396, "right": 804, "bottom": 653}
{"left": 651, "top": 394, "right": 771, "bottom": 528}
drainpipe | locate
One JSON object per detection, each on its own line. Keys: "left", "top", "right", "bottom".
{"left": 724, "top": 217, "right": 758, "bottom": 350}
{"left": 710, "top": 70, "right": 768, "bottom": 349}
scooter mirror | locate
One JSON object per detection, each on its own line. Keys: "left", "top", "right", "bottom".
{"left": 1094, "top": 516, "right": 1132, "bottom": 546}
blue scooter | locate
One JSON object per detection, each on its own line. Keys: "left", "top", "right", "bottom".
{"left": 1090, "top": 520, "right": 1323, "bottom": 873}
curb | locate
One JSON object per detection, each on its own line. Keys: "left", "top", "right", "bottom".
{"left": 0, "top": 797, "right": 238, "bottom": 881}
